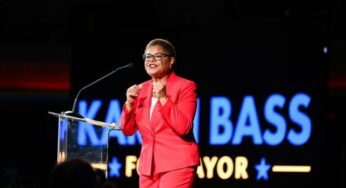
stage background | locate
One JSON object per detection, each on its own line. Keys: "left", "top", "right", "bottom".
{"left": 71, "top": 2, "right": 328, "bottom": 188}
{"left": 0, "top": 1, "right": 345, "bottom": 188}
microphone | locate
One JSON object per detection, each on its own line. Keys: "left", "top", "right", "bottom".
{"left": 64, "top": 63, "right": 134, "bottom": 118}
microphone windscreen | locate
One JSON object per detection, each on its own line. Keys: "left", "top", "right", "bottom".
{"left": 127, "top": 62, "right": 134, "bottom": 68}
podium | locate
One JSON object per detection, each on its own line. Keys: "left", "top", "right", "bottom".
{"left": 49, "top": 111, "right": 121, "bottom": 175}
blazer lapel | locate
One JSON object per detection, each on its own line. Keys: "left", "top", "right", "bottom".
{"left": 136, "top": 82, "right": 154, "bottom": 133}
{"left": 149, "top": 72, "right": 178, "bottom": 132}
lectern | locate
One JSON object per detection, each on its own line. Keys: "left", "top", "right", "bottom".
{"left": 49, "top": 111, "right": 121, "bottom": 176}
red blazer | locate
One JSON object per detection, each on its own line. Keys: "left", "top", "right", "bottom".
{"left": 120, "top": 72, "right": 200, "bottom": 176}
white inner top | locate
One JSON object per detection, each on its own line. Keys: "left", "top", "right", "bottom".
{"left": 150, "top": 97, "right": 158, "bottom": 122}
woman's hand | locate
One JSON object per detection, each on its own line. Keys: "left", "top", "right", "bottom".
{"left": 126, "top": 84, "right": 142, "bottom": 109}
{"left": 153, "top": 80, "right": 168, "bottom": 104}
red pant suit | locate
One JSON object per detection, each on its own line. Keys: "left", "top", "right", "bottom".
{"left": 120, "top": 72, "right": 200, "bottom": 177}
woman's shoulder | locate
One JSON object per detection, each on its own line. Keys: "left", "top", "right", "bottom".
{"left": 171, "top": 73, "right": 196, "bottom": 89}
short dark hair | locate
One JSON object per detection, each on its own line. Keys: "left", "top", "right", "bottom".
{"left": 145, "top": 38, "right": 176, "bottom": 57}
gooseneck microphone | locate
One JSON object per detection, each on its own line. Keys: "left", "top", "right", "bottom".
{"left": 64, "top": 63, "right": 134, "bottom": 117}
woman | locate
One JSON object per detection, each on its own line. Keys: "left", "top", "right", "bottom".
{"left": 120, "top": 38, "right": 200, "bottom": 188}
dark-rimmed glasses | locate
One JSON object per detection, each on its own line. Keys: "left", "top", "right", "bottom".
{"left": 143, "top": 53, "right": 171, "bottom": 61}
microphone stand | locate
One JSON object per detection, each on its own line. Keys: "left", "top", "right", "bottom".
{"left": 64, "top": 63, "right": 134, "bottom": 118}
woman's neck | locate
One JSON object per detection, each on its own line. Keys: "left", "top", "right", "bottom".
{"left": 152, "top": 73, "right": 169, "bottom": 82}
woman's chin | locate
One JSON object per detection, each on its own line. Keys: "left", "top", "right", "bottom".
{"left": 147, "top": 70, "right": 159, "bottom": 77}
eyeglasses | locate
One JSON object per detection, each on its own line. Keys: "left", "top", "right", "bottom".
{"left": 143, "top": 53, "right": 171, "bottom": 61}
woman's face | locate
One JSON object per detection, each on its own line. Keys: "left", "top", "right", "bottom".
{"left": 144, "top": 45, "right": 174, "bottom": 79}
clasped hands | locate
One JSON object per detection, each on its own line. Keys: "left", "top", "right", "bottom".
{"left": 126, "top": 80, "right": 167, "bottom": 110}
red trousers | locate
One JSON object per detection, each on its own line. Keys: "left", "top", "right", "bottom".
{"left": 139, "top": 166, "right": 196, "bottom": 188}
